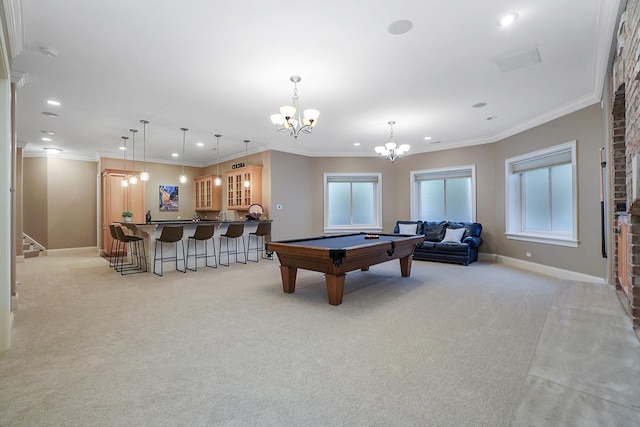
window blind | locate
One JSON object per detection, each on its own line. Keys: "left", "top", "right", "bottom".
{"left": 511, "top": 150, "right": 572, "bottom": 173}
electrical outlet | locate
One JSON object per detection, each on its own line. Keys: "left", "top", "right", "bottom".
{"left": 526, "top": 252, "right": 532, "bottom": 258}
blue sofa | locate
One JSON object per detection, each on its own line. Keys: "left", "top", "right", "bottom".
{"left": 394, "top": 220, "right": 483, "bottom": 266}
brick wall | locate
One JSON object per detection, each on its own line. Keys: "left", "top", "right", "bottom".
{"left": 613, "top": 0, "right": 640, "bottom": 328}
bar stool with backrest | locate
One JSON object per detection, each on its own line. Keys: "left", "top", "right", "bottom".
{"left": 153, "top": 225, "right": 186, "bottom": 276}
{"left": 219, "top": 223, "right": 246, "bottom": 266}
{"left": 186, "top": 224, "right": 217, "bottom": 271}
{"left": 108, "top": 224, "right": 122, "bottom": 269}
{"left": 247, "top": 221, "right": 272, "bottom": 262}
{"left": 113, "top": 225, "right": 147, "bottom": 274}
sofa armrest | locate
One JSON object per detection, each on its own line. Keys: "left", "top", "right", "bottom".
{"left": 462, "top": 235, "right": 483, "bottom": 248}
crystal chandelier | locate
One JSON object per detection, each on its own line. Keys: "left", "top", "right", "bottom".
{"left": 375, "top": 121, "right": 410, "bottom": 162}
{"left": 270, "top": 76, "right": 319, "bottom": 139}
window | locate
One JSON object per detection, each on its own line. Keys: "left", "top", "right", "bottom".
{"left": 410, "top": 166, "right": 476, "bottom": 222}
{"left": 505, "top": 141, "right": 577, "bottom": 247}
{"left": 324, "top": 173, "right": 382, "bottom": 233}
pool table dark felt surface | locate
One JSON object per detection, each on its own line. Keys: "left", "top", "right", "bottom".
{"left": 265, "top": 233, "right": 424, "bottom": 305}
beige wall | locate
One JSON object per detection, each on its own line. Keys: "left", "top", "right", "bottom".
{"left": 47, "top": 158, "right": 97, "bottom": 249}
{"left": 269, "top": 151, "right": 314, "bottom": 240}
{"left": 394, "top": 144, "right": 499, "bottom": 254}
{"left": 23, "top": 157, "right": 98, "bottom": 250}
{"left": 22, "top": 103, "right": 607, "bottom": 278}
{"left": 493, "top": 104, "right": 606, "bottom": 277}
{"left": 23, "top": 157, "right": 48, "bottom": 246}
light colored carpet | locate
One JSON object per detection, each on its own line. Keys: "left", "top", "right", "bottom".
{"left": 0, "top": 252, "right": 632, "bottom": 426}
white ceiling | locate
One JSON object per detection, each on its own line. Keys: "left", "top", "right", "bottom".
{"left": 10, "top": 0, "right": 621, "bottom": 166}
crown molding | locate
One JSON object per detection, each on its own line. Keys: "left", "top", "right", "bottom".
{"left": 1, "top": 0, "right": 24, "bottom": 59}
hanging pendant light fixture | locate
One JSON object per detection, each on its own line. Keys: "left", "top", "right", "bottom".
{"left": 243, "top": 140, "right": 251, "bottom": 188}
{"left": 270, "top": 75, "right": 319, "bottom": 139}
{"left": 179, "top": 128, "right": 188, "bottom": 184}
{"left": 129, "top": 128, "right": 138, "bottom": 184}
{"left": 120, "top": 136, "right": 129, "bottom": 187}
{"left": 374, "top": 121, "right": 410, "bottom": 163}
{"left": 214, "top": 134, "right": 222, "bottom": 186}
{"left": 139, "top": 120, "right": 150, "bottom": 181}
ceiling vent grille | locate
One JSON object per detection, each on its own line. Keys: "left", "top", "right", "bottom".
{"left": 495, "top": 48, "right": 542, "bottom": 73}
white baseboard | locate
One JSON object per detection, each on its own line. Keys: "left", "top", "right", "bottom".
{"left": 486, "top": 254, "right": 605, "bottom": 284}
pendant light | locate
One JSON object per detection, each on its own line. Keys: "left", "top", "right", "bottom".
{"left": 120, "top": 136, "right": 129, "bottom": 187}
{"left": 129, "top": 128, "right": 138, "bottom": 184}
{"left": 214, "top": 134, "right": 222, "bottom": 186}
{"left": 179, "top": 128, "right": 188, "bottom": 184}
{"left": 139, "top": 120, "right": 150, "bottom": 181}
{"left": 243, "top": 139, "right": 251, "bottom": 188}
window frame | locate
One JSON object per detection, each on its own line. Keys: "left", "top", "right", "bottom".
{"left": 410, "top": 165, "right": 477, "bottom": 222}
{"left": 505, "top": 141, "right": 578, "bottom": 247}
{"left": 323, "top": 172, "right": 383, "bottom": 233}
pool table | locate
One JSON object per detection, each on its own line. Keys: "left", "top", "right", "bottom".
{"left": 265, "top": 233, "right": 425, "bottom": 305}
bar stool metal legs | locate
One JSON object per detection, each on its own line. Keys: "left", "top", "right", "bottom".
{"left": 153, "top": 226, "right": 186, "bottom": 276}
{"left": 186, "top": 224, "right": 217, "bottom": 271}
{"left": 113, "top": 225, "right": 147, "bottom": 274}
{"left": 247, "top": 222, "right": 272, "bottom": 262}
{"left": 219, "top": 223, "right": 246, "bottom": 266}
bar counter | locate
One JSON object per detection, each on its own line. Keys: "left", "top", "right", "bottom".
{"left": 121, "top": 219, "right": 272, "bottom": 273}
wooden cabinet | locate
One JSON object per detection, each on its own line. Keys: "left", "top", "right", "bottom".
{"left": 194, "top": 174, "right": 222, "bottom": 211}
{"left": 101, "top": 169, "right": 145, "bottom": 255}
{"left": 226, "top": 165, "right": 262, "bottom": 210}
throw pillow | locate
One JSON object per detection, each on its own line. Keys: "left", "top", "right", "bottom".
{"left": 398, "top": 223, "right": 418, "bottom": 234}
{"left": 442, "top": 227, "right": 465, "bottom": 243}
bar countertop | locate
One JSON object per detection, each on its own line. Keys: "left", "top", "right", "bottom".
{"left": 124, "top": 219, "right": 272, "bottom": 226}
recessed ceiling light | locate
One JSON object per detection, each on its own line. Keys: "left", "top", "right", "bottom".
{"left": 119, "top": 146, "right": 126, "bottom": 151}
{"left": 46, "top": 100, "right": 61, "bottom": 106}
{"left": 387, "top": 19, "right": 413, "bottom": 35}
{"left": 353, "top": 142, "right": 360, "bottom": 146}
{"left": 44, "top": 148, "right": 61, "bottom": 154}
{"left": 196, "top": 142, "right": 204, "bottom": 147}
{"left": 424, "top": 136, "right": 432, "bottom": 141}
{"left": 41, "top": 130, "right": 55, "bottom": 135}
{"left": 497, "top": 13, "right": 519, "bottom": 27}
{"left": 40, "top": 47, "right": 58, "bottom": 58}
{"left": 41, "top": 112, "right": 58, "bottom": 118}
{"left": 41, "top": 137, "right": 52, "bottom": 142}
{"left": 172, "top": 153, "right": 179, "bottom": 158}
{"left": 472, "top": 102, "right": 487, "bottom": 108}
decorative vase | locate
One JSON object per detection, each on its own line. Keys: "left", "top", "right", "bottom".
{"left": 123, "top": 217, "right": 131, "bottom": 223}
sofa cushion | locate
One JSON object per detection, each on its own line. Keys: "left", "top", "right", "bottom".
{"left": 433, "top": 242, "right": 469, "bottom": 253}
{"left": 442, "top": 227, "right": 465, "bottom": 242}
{"left": 448, "top": 221, "right": 482, "bottom": 239}
{"left": 422, "top": 221, "right": 446, "bottom": 242}
{"left": 394, "top": 220, "right": 422, "bottom": 235}
{"left": 398, "top": 223, "right": 420, "bottom": 234}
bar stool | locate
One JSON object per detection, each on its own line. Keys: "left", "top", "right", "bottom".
{"left": 186, "top": 224, "right": 217, "bottom": 271}
{"left": 108, "top": 224, "right": 122, "bottom": 268}
{"left": 153, "top": 226, "right": 186, "bottom": 276}
{"left": 113, "top": 225, "right": 147, "bottom": 274}
{"left": 219, "top": 223, "right": 246, "bottom": 266}
{"left": 247, "top": 222, "right": 272, "bottom": 262}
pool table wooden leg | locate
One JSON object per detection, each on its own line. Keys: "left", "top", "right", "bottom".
{"left": 325, "top": 273, "right": 345, "bottom": 306}
{"left": 399, "top": 254, "right": 413, "bottom": 277}
{"left": 280, "top": 266, "right": 298, "bottom": 293}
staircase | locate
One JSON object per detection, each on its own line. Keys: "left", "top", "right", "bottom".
{"left": 23, "top": 233, "right": 46, "bottom": 258}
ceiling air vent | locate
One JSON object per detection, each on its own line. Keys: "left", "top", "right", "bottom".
{"left": 495, "top": 47, "right": 541, "bottom": 73}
